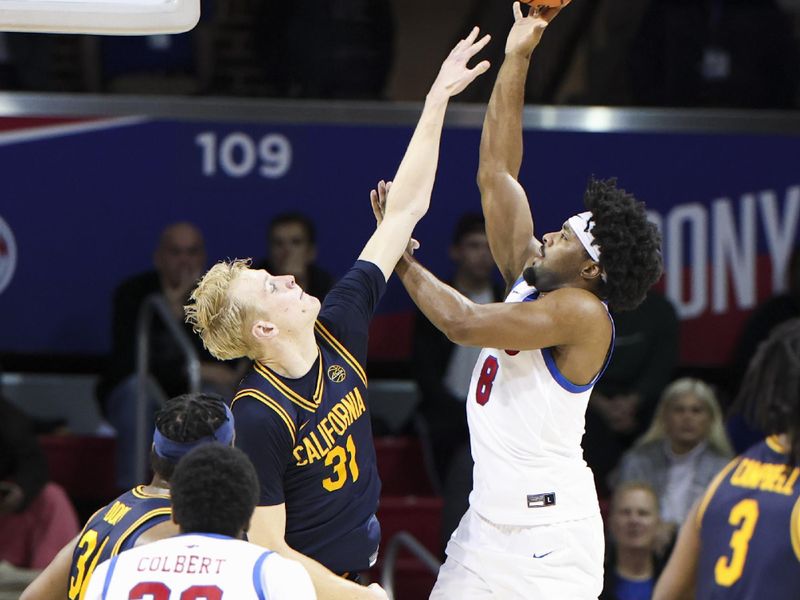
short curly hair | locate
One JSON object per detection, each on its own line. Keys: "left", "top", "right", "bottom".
{"left": 151, "top": 393, "right": 229, "bottom": 481}
{"left": 585, "top": 178, "right": 663, "bottom": 311}
{"left": 170, "top": 444, "right": 259, "bottom": 538}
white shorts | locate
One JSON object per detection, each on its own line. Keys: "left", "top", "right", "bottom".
{"left": 430, "top": 508, "right": 604, "bottom": 600}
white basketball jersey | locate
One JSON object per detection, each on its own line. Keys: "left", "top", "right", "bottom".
{"left": 85, "top": 533, "right": 316, "bottom": 600}
{"left": 467, "top": 277, "right": 613, "bottom": 526}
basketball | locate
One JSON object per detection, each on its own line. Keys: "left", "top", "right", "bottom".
{"left": 521, "top": 0, "right": 571, "bottom": 7}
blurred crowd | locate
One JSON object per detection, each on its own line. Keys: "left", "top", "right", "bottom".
{"left": 1, "top": 0, "right": 799, "bottom": 108}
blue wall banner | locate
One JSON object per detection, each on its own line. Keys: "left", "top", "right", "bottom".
{"left": 1, "top": 101, "right": 798, "bottom": 366}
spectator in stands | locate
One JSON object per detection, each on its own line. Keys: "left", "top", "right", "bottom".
{"left": 615, "top": 378, "right": 733, "bottom": 552}
{"left": 601, "top": 482, "right": 665, "bottom": 600}
{"left": 412, "top": 213, "right": 502, "bottom": 550}
{"left": 584, "top": 290, "right": 679, "bottom": 499}
{"left": 97, "top": 222, "right": 240, "bottom": 488}
{"left": 630, "top": 0, "right": 800, "bottom": 109}
{"left": 256, "top": 213, "right": 334, "bottom": 301}
{"left": 21, "top": 392, "right": 233, "bottom": 600}
{"left": 0, "top": 396, "right": 79, "bottom": 582}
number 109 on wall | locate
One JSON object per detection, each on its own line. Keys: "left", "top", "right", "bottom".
{"left": 195, "top": 132, "right": 292, "bottom": 179}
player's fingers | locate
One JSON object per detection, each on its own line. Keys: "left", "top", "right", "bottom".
{"left": 468, "top": 60, "right": 491, "bottom": 79}
{"left": 468, "top": 33, "right": 491, "bottom": 57}
{"left": 513, "top": 1, "right": 523, "bottom": 21}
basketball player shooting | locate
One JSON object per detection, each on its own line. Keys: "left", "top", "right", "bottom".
{"left": 370, "top": 3, "right": 662, "bottom": 597}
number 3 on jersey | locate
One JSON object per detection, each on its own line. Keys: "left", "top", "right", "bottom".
{"left": 476, "top": 356, "right": 499, "bottom": 406}
{"left": 715, "top": 498, "right": 760, "bottom": 587}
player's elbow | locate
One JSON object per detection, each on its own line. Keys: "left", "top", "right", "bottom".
{"left": 442, "top": 307, "right": 480, "bottom": 346}
{"left": 476, "top": 166, "right": 507, "bottom": 193}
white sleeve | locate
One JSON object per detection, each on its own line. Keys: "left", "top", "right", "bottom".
{"left": 83, "top": 560, "right": 110, "bottom": 600}
{"left": 261, "top": 554, "right": 317, "bottom": 600}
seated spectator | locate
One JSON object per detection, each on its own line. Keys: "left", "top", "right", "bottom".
{"left": 255, "top": 212, "right": 334, "bottom": 300}
{"left": 630, "top": 0, "right": 800, "bottom": 109}
{"left": 96, "top": 222, "right": 240, "bottom": 489}
{"left": 85, "top": 444, "right": 316, "bottom": 600}
{"left": 615, "top": 378, "right": 733, "bottom": 553}
{"left": 602, "top": 482, "right": 666, "bottom": 600}
{"left": 412, "top": 213, "right": 502, "bottom": 550}
{"left": 0, "top": 397, "right": 79, "bottom": 577}
{"left": 584, "top": 290, "right": 679, "bottom": 499}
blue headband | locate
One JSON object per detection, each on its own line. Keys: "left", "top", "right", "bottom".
{"left": 153, "top": 403, "right": 235, "bottom": 462}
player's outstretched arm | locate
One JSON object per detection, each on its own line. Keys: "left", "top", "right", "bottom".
{"left": 20, "top": 535, "right": 78, "bottom": 600}
{"left": 248, "top": 504, "right": 388, "bottom": 600}
{"left": 358, "top": 27, "right": 491, "bottom": 281}
{"left": 477, "top": 2, "right": 566, "bottom": 285}
{"left": 395, "top": 253, "right": 608, "bottom": 352}
{"left": 652, "top": 500, "right": 701, "bottom": 600}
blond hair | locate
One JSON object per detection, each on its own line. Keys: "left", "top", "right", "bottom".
{"left": 184, "top": 258, "right": 254, "bottom": 360}
{"left": 636, "top": 377, "right": 734, "bottom": 457}
{"left": 611, "top": 481, "right": 660, "bottom": 515}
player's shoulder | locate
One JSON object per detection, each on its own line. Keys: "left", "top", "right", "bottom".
{"left": 538, "top": 287, "right": 611, "bottom": 327}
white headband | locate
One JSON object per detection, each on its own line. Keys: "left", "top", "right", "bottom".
{"left": 567, "top": 211, "right": 601, "bottom": 262}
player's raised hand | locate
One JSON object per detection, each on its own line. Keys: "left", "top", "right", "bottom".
{"left": 505, "top": 1, "right": 566, "bottom": 58}
{"left": 370, "top": 179, "right": 391, "bottom": 226}
{"left": 428, "top": 26, "right": 491, "bottom": 99}
{"left": 370, "top": 180, "right": 420, "bottom": 255}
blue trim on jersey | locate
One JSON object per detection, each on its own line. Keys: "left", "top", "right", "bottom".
{"left": 101, "top": 555, "right": 119, "bottom": 600}
{"left": 252, "top": 550, "right": 274, "bottom": 600}
{"left": 541, "top": 311, "right": 616, "bottom": 394}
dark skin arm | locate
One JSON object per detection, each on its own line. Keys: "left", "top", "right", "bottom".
{"left": 477, "top": 2, "right": 567, "bottom": 285}
{"left": 394, "top": 254, "right": 611, "bottom": 385}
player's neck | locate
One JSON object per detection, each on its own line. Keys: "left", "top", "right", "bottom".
{"left": 143, "top": 475, "right": 170, "bottom": 495}
{"left": 257, "top": 328, "right": 318, "bottom": 378}
{"left": 615, "top": 547, "right": 654, "bottom": 580}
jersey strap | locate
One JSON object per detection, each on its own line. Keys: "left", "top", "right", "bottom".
{"left": 110, "top": 507, "right": 172, "bottom": 556}
{"left": 252, "top": 550, "right": 274, "bottom": 600}
{"left": 254, "top": 357, "right": 322, "bottom": 411}
{"left": 232, "top": 389, "right": 297, "bottom": 445}
{"left": 101, "top": 555, "right": 120, "bottom": 600}
{"left": 314, "top": 321, "right": 367, "bottom": 386}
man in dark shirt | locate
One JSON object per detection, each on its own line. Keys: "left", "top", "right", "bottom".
{"left": 98, "top": 222, "right": 240, "bottom": 488}
{"left": 185, "top": 30, "right": 491, "bottom": 600}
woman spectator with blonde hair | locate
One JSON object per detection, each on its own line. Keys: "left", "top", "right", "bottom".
{"left": 615, "top": 378, "right": 733, "bottom": 552}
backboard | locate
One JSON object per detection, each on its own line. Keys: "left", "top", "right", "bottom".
{"left": 0, "top": 0, "right": 200, "bottom": 35}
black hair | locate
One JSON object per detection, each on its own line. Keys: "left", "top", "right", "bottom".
{"left": 150, "top": 393, "right": 228, "bottom": 481}
{"left": 734, "top": 318, "right": 800, "bottom": 468}
{"left": 170, "top": 444, "right": 259, "bottom": 538}
{"left": 269, "top": 212, "right": 316, "bottom": 245}
{"left": 452, "top": 213, "right": 486, "bottom": 246}
{"left": 585, "top": 177, "right": 663, "bottom": 311}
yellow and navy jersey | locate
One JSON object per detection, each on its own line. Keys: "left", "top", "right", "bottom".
{"left": 232, "top": 261, "right": 385, "bottom": 574}
{"left": 67, "top": 485, "right": 171, "bottom": 600}
{"left": 696, "top": 436, "right": 800, "bottom": 599}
